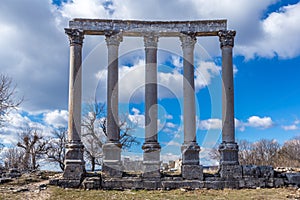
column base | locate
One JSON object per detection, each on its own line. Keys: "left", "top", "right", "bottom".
{"left": 219, "top": 142, "right": 241, "bottom": 179}
{"left": 218, "top": 142, "right": 239, "bottom": 165}
{"left": 142, "top": 142, "right": 161, "bottom": 179}
{"left": 63, "top": 142, "right": 85, "bottom": 181}
{"left": 181, "top": 142, "right": 202, "bottom": 180}
{"left": 181, "top": 142, "right": 200, "bottom": 165}
{"left": 102, "top": 142, "right": 123, "bottom": 178}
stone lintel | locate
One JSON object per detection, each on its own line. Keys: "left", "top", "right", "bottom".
{"left": 69, "top": 19, "right": 227, "bottom": 36}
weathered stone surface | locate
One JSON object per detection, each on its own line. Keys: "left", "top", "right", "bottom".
{"left": 219, "top": 165, "right": 242, "bottom": 179}
{"left": 102, "top": 177, "right": 144, "bottom": 190}
{"left": 54, "top": 179, "right": 82, "bottom": 188}
{"left": 274, "top": 178, "right": 285, "bottom": 187}
{"left": 161, "top": 180, "right": 204, "bottom": 190}
{"left": 259, "top": 166, "right": 274, "bottom": 178}
{"left": 69, "top": 19, "right": 227, "bottom": 36}
{"left": 242, "top": 165, "right": 261, "bottom": 178}
{"left": 219, "top": 142, "right": 239, "bottom": 165}
{"left": 205, "top": 181, "right": 225, "bottom": 189}
{"left": 82, "top": 177, "right": 102, "bottom": 190}
{"left": 143, "top": 180, "right": 161, "bottom": 190}
{"left": 286, "top": 173, "right": 300, "bottom": 186}
{"left": 181, "top": 165, "right": 203, "bottom": 180}
{"left": 63, "top": 159, "right": 85, "bottom": 180}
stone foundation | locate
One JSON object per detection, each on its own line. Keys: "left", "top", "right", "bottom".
{"left": 50, "top": 165, "right": 300, "bottom": 190}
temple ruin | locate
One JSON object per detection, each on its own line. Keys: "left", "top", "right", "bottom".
{"left": 51, "top": 19, "right": 285, "bottom": 189}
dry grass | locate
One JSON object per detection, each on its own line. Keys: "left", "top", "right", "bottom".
{"left": 48, "top": 187, "right": 300, "bottom": 200}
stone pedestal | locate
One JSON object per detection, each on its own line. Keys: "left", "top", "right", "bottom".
{"left": 142, "top": 142, "right": 161, "bottom": 178}
{"left": 181, "top": 142, "right": 203, "bottom": 180}
{"left": 219, "top": 142, "right": 239, "bottom": 165}
{"left": 219, "top": 142, "right": 241, "bottom": 179}
{"left": 102, "top": 142, "right": 123, "bottom": 178}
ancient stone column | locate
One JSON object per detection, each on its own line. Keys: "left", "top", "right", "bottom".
{"left": 142, "top": 33, "right": 161, "bottom": 178}
{"left": 63, "top": 28, "right": 85, "bottom": 186}
{"left": 218, "top": 30, "right": 242, "bottom": 178}
{"left": 180, "top": 34, "right": 203, "bottom": 180}
{"left": 102, "top": 33, "right": 123, "bottom": 178}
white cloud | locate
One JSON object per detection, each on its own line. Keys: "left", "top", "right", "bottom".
{"left": 0, "top": 110, "right": 55, "bottom": 145}
{"left": 199, "top": 118, "right": 222, "bottom": 130}
{"left": 58, "top": 0, "right": 109, "bottom": 19}
{"left": 128, "top": 107, "right": 145, "bottom": 128}
{"left": 237, "top": 2, "right": 300, "bottom": 59}
{"left": 165, "top": 141, "right": 181, "bottom": 147}
{"left": 282, "top": 124, "right": 298, "bottom": 131}
{"left": 165, "top": 114, "right": 173, "bottom": 120}
{"left": 246, "top": 116, "right": 273, "bottom": 129}
{"left": 43, "top": 110, "right": 68, "bottom": 128}
{"left": 199, "top": 116, "right": 274, "bottom": 131}
{"left": 166, "top": 122, "right": 176, "bottom": 128}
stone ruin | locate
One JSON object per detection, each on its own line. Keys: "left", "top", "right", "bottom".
{"left": 49, "top": 19, "right": 300, "bottom": 189}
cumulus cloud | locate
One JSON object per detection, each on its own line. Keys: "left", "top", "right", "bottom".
{"left": 198, "top": 116, "right": 274, "bottom": 131}
{"left": 246, "top": 116, "right": 274, "bottom": 129}
{"left": 282, "top": 124, "right": 298, "bottom": 131}
{"left": 237, "top": 2, "right": 300, "bottom": 59}
{"left": 199, "top": 118, "right": 222, "bottom": 130}
{"left": 43, "top": 109, "right": 68, "bottom": 128}
{"left": 0, "top": 0, "right": 71, "bottom": 112}
{"left": 0, "top": 110, "right": 55, "bottom": 145}
{"left": 128, "top": 107, "right": 145, "bottom": 128}
{"left": 281, "top": 120, "right": 299, "bottom": 131}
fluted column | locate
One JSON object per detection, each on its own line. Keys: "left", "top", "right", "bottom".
{"left": 102, "top": 33, "right": 123, "bottom": 178}
{"left": 218, "top": 30, "right": 241, "bottom": 178}
{"left": 63, "top": 28, "right": 85, "bottom": 184}
{"left": 180, "top": 34, "right": 202, "bottom": 180}
{"left": 142, "top": 33, "right": 161, "bottom": 178}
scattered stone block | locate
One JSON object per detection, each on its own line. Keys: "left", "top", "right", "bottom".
{"left": 286, "top": 173, "right": 300, "bottom": 186}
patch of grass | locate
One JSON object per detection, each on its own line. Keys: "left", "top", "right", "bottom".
{"left": 48, "top": 187, "right": 300, "bottom": 200}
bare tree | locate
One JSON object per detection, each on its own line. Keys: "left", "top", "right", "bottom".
{"left": 238, "top": 140, "right": 254, "bottom": 165}
{"left": 0, "top": 74, "right": 23, "bottom": 126}
{"left": 2, "top": 148, "right": 24, "bottom": 169}
{"left": 249, "top": 139, "right": 280, "bottom": 166}
{"left": 208, "top": 145, "right": 220, "bottom": 161}
{"left": 81, "top": 103, "right": 106, "bottom": 171}
{"left": 81, "top": 102, "right": 139, "bottom": 171}
{"left": 45, "top": 127, "right": 67, "bottom": 171}
{"left": 279, "top": 137, "right": 300, "bottom": 167}
{"left": 17, "top": 129, "right": 48, "bottom": 170}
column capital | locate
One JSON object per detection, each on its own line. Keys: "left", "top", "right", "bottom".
{"left": 144, "top": 33, "right": 159, "bottom": 48}
{"left": 218, "top": 30, "right": 236, "bottom": 48}
{"left": 180, "top": 34, "right": 197, "bottom": 49}
{"left": 65, "top": 28, "right": 84, "bottom": 45}
{"left": 105, "top": 33, "right": 123, "bottom": 46}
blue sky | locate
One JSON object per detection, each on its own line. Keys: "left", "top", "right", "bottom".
{"left": 0, "top": 0, "right": 300, "bottom": 165}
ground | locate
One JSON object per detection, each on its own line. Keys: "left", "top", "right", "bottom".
{"left": 1, "top": 172, "right": 300, "bottom": 200}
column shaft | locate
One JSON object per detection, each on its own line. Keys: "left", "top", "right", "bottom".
{"left": 106, "top": 34, "right": 122, "bottom": 142}
{"left": 182, "top": 36, "right": 196, "bottom": 143}
{"left": 102, "top": 33, "right": 123, "bottom": 178}
{"left": 180, "top": 34, "right": 202, "bottom": 180}
{"left": 218, "top": 30, "right": 241, "bottom": 178}
{"left": 145, "top": 41, "right": 158, "bottom": 143}
{"left": 63, "top": 28, "right": 85, "bottom": 184}
{"left": 142, "top": 34, "right": 161, "bottom": 178}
